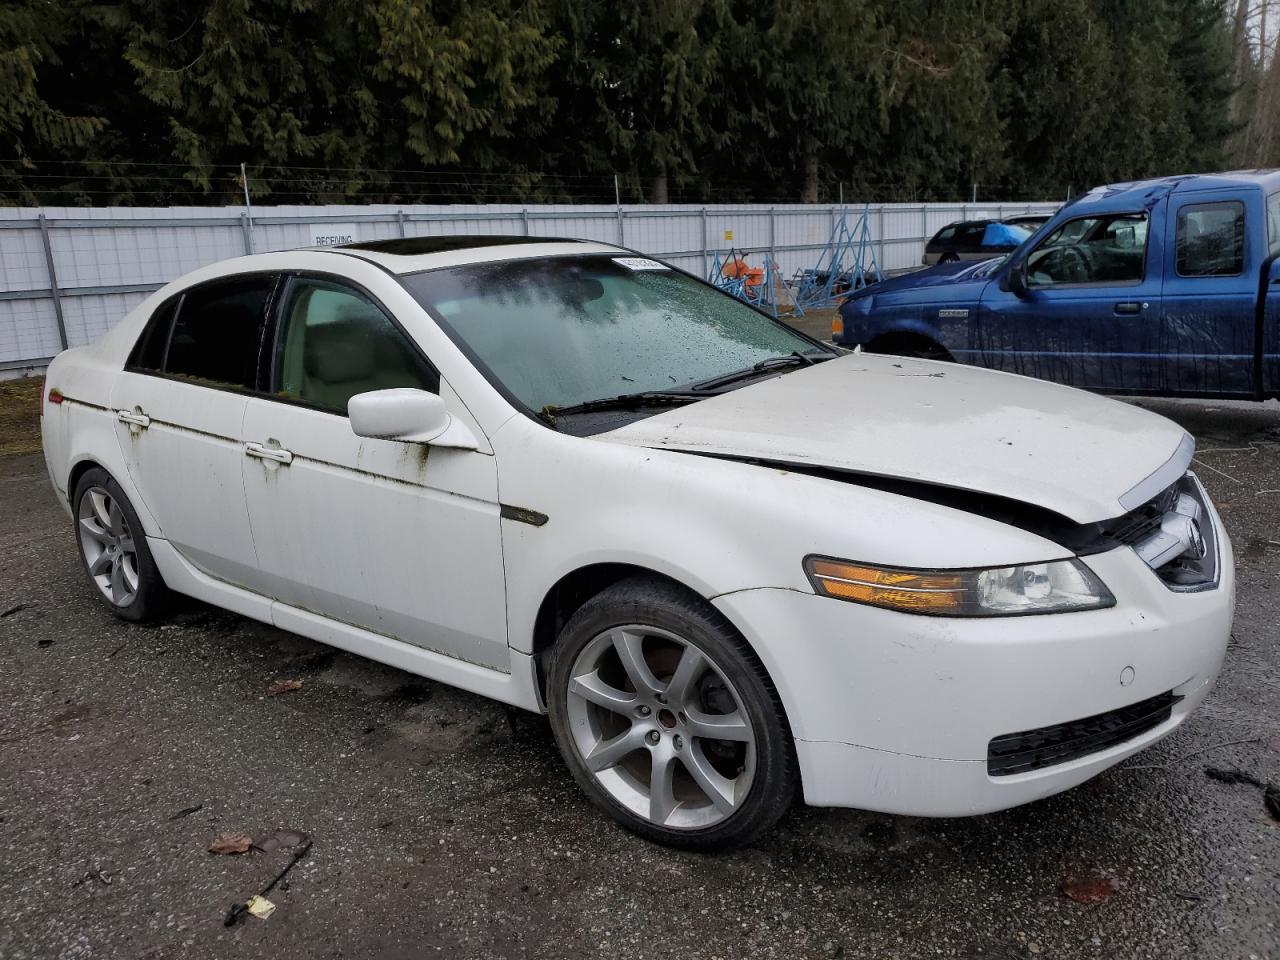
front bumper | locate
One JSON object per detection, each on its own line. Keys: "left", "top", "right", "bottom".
{"left": 712, "top": 534, "right": 1234, "bottom": 817}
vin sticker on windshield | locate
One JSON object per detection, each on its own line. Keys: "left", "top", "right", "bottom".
{"left": 613, "top": 257, "right": 669, "bottom": 271}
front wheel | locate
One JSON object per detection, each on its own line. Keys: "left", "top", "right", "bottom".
{"left": 547, "top": 578, "right": 797, "bottom": 850}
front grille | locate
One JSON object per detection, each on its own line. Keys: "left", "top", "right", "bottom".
{"left": 987, "top": 691, "right": 1182, "bottom": 777}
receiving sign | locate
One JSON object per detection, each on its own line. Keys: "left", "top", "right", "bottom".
{"left": 309, "top": 224, "right": 358, "bottom": 247}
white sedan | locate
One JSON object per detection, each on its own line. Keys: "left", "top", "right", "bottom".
{"left": 40, "top": 237, "right": 1233, "bottom": 849}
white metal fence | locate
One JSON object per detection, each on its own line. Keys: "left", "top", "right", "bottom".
{"left": 0, "top": 200, "right": 1058, "bottom": 375}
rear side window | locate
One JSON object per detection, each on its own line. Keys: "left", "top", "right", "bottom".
{"left": 932, "top": 226, "right": 957, "bottom": 244}
{"left": 127, "top": 295, "right": 180, "bottom": 371}
{"left": 273, "top": 277, "right": 438, "bottom": 415}
{"left": 165, "top": 275, "right": 276, "bottom": 389}
{"left": 1268, "top": 192, "right": 1280, "bottom": 255}
{"left": 1177, "top": 201, "right": 1245, "bottom": 277}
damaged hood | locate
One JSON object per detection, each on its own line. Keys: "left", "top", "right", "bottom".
{"left": 603, "top": 354, "right": 1193, "bottom": 524}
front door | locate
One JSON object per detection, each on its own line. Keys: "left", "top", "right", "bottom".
{"left": 978, "top": 208, "right": 1164, "bottom": 392}
{"left": 239, "top": 274, "right": 509, "bottom": 669}
{"left": 109, "top": 274, "right": 279, "bottom": 587}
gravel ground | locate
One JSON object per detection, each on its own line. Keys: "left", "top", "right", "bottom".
{"left": 1, "top": 389, "right": 1278, "bottom": 960}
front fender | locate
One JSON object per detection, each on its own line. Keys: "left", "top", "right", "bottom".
{"left": 491, "top": 417, "right": 1068, "bottom": 656}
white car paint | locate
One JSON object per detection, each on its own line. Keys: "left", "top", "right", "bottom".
{"left": 40, "top": 239, "right": 1234, "bottom": 819}
{"left": 605, "top": 354, "right": 1193, "bottom": 524}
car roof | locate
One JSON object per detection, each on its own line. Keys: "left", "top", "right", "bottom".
{"left": 1066, "top": 170, "right": 1280, "bottom": 215}
{"left": 322, "top": 235, "right": 627, "bottom": 274}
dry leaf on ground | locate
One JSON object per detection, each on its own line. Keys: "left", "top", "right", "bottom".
{"left": 208, "top": 832, "right": 253, "bottom": 855}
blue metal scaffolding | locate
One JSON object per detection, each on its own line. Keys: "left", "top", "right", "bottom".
{"left": 706, "top": 249, "right": 787, "bottom": 318}
{"left": 790, "top": 205, "right": 882, "bottom": 314}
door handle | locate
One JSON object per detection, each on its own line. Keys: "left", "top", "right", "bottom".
{"left": 116, "top": 409, "right": 151, "bottom": 429}
{"left": 245, "top": 442, "right": 293, "bottom": 465}
{"left": 1114, "top": 301, "right": 1144, "bottom": 315}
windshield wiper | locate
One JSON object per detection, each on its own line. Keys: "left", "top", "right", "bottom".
{"left": 539, "top": 390, "right": 703, "bottom": 426}
{"left": 688, "top": 351, "right": 831, "bottom": 393}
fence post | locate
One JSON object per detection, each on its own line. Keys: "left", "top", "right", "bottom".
{"left": 397, "top": 210, "right": 406, "bottom": 238}
{"left": 920, "top": 205, "right": 928, "bottom": 246}
{"left": 240, "top": 162, "right": 254, "bottom": 253}
{"left": 877, "top": 205, "right": 886, "bottom": 273}
{"left": 769, "top": 207, "right": 776, "bottom": 267}
{"left": 521, "top": 208, "right": 531, "bottom": 236}
{"left": 616, "top": 207, "right": 625, "bottom": 246}
{"left": 701, "top": 207, "right": 709, "bottom": 276}
{"left": 37, "top": 214, "right": 69, "bottom": 351}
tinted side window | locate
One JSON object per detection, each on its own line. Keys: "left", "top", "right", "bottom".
{"left": 128, "top": 295, "right": 180, "bottom": 371}
{"left": 1268, "top": 192, "right": 1280, "bottom": 255}
{"left": 165, "top": 276, "right": 276, "bottom": 389}
{"left": 1176, "top": 201, "right": 1244, "bottom": 277}
{"left": 1026, "top": 213, "right": 1148, "bottom": 285}
{"left": 274, "top": 277, "right": 438, "bottom": 415}
{"left": 933, "top": 226, "right": 957, "bottom": 244}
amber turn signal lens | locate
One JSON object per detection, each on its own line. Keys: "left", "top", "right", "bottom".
{"left": 831, "top": 315, "right": 843, "bottom": 338}
{"left": 806, "top": 559, "right": 966, "bottom": 613}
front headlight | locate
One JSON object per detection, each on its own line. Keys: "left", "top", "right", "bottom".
{"left": 803, "top": 556, "right": 1115, "bottom": 617}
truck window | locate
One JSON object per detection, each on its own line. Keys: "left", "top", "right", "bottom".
{"left": 1026, "top": 213, "right": 1147, "bottom": 286}
{"left": 1268, "top": 192, "right": 1280, "bottom": 255}
{"left": 1176, "top": 201, "right": 1244, "bottom": 277}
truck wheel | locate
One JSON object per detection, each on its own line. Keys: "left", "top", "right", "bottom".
{"left": 547, "top": 577, "right": 797, "bottom": 850}
{"left": 868, "top": 335, "right": 953, "bottom": 363}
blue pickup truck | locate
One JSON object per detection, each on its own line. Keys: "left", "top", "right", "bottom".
{"left": 836, "top": 172, "right": 1280, "bottom": 398}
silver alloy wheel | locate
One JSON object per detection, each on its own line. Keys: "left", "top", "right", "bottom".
{"left": 77, "top": 486, "right": 139, "bottom": 607}
{"left": 565, "top": 624, "right": 757, "bottom": 829}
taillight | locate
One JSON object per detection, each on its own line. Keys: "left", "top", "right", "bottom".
{"left": 47, "top": 386, "right": 64, "bottom": 405}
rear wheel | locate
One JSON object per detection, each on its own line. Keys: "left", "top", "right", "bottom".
{"left": 547, "top": 577, "right": 796, "bottom": 849}
{"left": 72, "top": 468, "right": 170, "bottom": 621}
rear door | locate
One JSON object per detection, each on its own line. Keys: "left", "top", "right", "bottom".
{"left": 977, "top": 209, "right": 1164, "bottom": 391}
{"left": 109, "top": 274, "right": 279, "bottom": 587}
{"left": 1160, "top": 191, "right": 1259, "bottom": 396}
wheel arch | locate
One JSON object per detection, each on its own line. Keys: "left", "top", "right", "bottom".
{"left": 865, "top": 329, "right": 954, "bottom": 362}
{"left": 67, "top": 457, "right": 106, "bottom": 505}
{"left": 527, "top": 562, "right": 787, "bottom": 717}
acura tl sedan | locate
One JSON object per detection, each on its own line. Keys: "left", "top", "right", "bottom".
{"left": 41, "top": 236, "right": 1233, "bottom": 849}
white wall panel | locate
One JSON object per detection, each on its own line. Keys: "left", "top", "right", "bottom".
{"left": 0, "top": 200, "right": 1060, "bottom": 371}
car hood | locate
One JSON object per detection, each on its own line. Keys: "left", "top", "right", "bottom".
{"left": 855, "top": 259, "right": 997, "bottom": 296}
{"left": 602, "top": 354, "right": 1192, "bottom": 524}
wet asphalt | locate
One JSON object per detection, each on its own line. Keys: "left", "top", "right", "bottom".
{"left": 1, "top": 394, "right": 1278, "bottom": 960}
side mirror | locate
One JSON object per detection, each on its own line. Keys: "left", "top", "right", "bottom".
{"left": 1007, "top": 259, "right": 1030, "bottom": 298}
{"left": 347, "top": 388, "right": 479, "bottom": 450}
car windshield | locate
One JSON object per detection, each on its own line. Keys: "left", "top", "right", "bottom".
{"left": 398, "top": 255, "right": 831, "bottom": 414}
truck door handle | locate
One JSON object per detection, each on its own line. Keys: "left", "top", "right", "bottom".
{"left": 116, "top": 409, "right": 151, "bottom": 429}
{"left": 1114, "top": 301, "right": 1143, "bottom": 315}
{"left": 244, "top": 442, "right": 293, "bottom": 465}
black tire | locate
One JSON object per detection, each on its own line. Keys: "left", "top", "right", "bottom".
{"left": 868, "top": 336, "right": 953, "bottom": 363}
{"left": 71, "top": 467, "right": 171, "bottom": 622}
{"left": 939, "top": 252, "right": 960, "bottom": 263}
{"left": 547, "top": 577, "right": 797, "bottom": 850}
